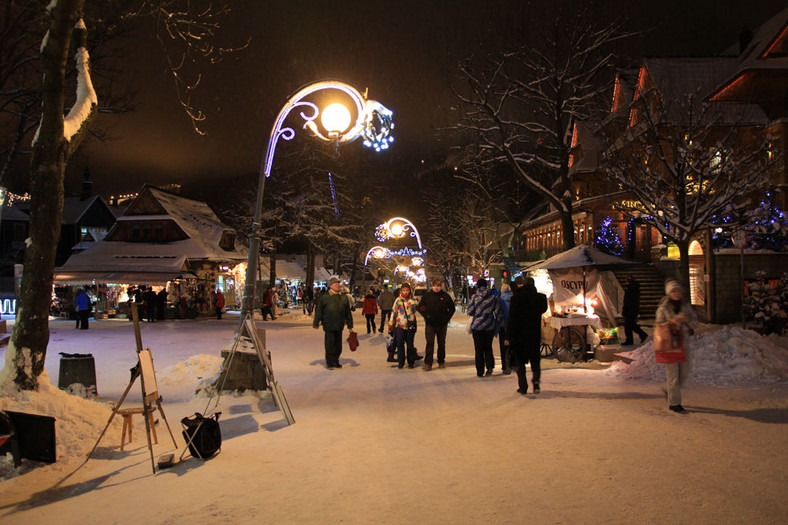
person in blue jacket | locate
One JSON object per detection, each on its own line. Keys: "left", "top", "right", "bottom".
{"left": 466, "top": 278, "right": 504, "bottom": 377}
{"left": 74, "top": 288, "right": 91, "bottom": 330}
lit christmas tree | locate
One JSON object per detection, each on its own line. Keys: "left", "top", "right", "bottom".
{"left": 746, "top": 191, "right": 787, "bottom": 251}
{"left": 711, "top": 204, "right": 744, "bottom": 250}
{"left": 594, "top": 216, "right": 624, "bottom": 256}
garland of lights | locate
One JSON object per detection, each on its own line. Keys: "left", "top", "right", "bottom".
{"left": 365, "top": 217, "right": 427, "bottom": 282}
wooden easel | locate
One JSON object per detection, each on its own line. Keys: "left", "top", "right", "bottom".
{"left": 85, "top": 304, "right": 177, "bottom": 474}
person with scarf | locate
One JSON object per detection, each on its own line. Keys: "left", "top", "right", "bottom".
{"left": 388, "top": 282, "right": 419, "bottom": 368}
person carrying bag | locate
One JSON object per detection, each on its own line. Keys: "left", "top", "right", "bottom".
{"left": 654, "top": 280, "right": 697, "bottom": 413}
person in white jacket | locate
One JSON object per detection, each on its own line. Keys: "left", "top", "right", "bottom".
{"left": 655, "top": 280, "right": 698, "bottom": 413}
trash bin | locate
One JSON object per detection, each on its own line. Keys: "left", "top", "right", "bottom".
{"left": 58, "top": 352, "right": 97, "bottom": 397}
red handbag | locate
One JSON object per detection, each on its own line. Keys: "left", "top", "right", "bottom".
{"left": 347, "top": 330, "right": 359, "bottom": 351}
{"left": 653, "top": 323, "right": 686, "bottom": 363}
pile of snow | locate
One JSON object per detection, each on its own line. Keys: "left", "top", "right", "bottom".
{"left": 157, "top": 354, "right": 223, "bottom": 388}
{"left": 0, "top": 371, "right": 121, "bottom": 480}
{"left": 608, "top": 325, "right": 788, "bottom": 385}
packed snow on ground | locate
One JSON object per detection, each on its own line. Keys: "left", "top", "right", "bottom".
{"left": 0, "top": 310, "right": 787, "bottom": 524}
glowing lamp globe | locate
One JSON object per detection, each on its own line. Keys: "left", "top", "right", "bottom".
{"left": 321, "top": 103, "right": 352, "bottom": 135}
{"left": 390, "top": 223, "right": 404, "bottom": 237}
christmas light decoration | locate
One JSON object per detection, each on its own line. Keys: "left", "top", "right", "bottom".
{"left": 594, "top": 216, "right": 624, "bottom": 256}
{"left": 241, "top": 80, "right": 393, "bottom": 318}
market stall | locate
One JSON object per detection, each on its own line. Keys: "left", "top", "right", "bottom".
{"left": 524, "top": 245, "right": 634, "bottom": 362}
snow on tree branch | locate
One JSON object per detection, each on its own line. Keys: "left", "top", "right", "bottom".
{"left": 63, "top": 19, "right": 97, "bottom": 141}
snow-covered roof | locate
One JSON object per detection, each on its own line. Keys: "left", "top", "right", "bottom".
{"left": 719, "top": 7, "right": 788, "bottom": 59}
{"left": 101, "top": 186, "right": 246, "bottom": 263}
{"left": 568, "top": 120, "right": 602, "bottom": 175}
{"left": 0, "top": 205, "right": 29, "bottom": 221}
{"left": 3, "top": 194, "right": 113, "bottom": 225}
{"left": 60, "top": 195, "right": 104, "bottom": 224}
{"left": 708, "top": 7, "right": 788, "bottom": 105}
{"left": 54, "top": 253, "right": 193, "bottom": 284}
{"left": 523, "top": 244, "right": 637, "bottom": 271}
{"left": 639, "top": 58, "right": 768, "bottom": 126}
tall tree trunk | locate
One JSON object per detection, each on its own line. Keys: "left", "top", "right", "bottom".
{"left": 560, "top": 207, "right": 575, "bottom": 250}
{"left": 348, "top": 242, "right": 360, "bottom": 293}
{"left": 268, "top": 252, "right": 277, "bottom": 287}
{"left": 3, "top": 0, "right": 85, "bottom": 391}
{"left": 305, "top": 242, "right": 315, "bottom": 290}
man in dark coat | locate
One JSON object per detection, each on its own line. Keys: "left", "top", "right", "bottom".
{"left": 622, "top": 275, "right": 648, "bottom": 345}
{"left": 143, "top": 286, "right": 158, "bottom": 322}
{"left": 506, "top": 277, "right": 548, "bottom": 394}
{"left": 313, "top": 277, "right": 354, "bottom": 369}
{"left": 417, "top": 278, "right": 456, "bottom": 370}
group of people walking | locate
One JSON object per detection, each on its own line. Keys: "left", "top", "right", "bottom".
{"left": 465, "top": 276, "right": 547, "bottom": 393}
{"left": 312, "top": 273, "right": 698, "bottom": 412}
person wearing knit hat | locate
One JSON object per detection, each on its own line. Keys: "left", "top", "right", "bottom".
{"left": 388, "top": 282, "right": 420, "bottom": 368}
{"left": 313, "top": 277, "right": 354, "bottom": 370}
{"left": 665, "top": 280, "right": 682, "bottom": 295}
{"left": 654, "top": 278, "right": 697, "bottom": 412}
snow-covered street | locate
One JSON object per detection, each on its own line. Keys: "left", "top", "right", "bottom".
{"left": 1, "top": 309, "right": 787, "bottom": 524}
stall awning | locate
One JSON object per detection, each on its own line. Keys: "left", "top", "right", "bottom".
{"left": 53, "top": 271, "right": 197, "bottom": 285}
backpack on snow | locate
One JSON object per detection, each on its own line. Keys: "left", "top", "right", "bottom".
{"left": 181, "top": 412, "right": 221, "bottom": 460}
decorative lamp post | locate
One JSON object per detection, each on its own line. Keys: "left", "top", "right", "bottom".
{"left": 240, "top": 81, "right": 394, "bottom": 319}
{"left": 375, "top": 216, "right": 423, "bottom": 249}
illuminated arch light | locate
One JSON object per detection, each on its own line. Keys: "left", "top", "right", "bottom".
{"left": 377, "top": 217, "right": 423, "bottom": 249}
{"left": 364, "top": 245, "right": 391, "bottom": 266}
{"left": 264, "top": 81, "right": 394, "bottom": 179}
{"left": 395, "top": 265, "right": 410, "bottom": 275}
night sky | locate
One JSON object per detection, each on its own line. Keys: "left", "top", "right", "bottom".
{"left": 65, "top": 0, "right": 788, "bottom": 198}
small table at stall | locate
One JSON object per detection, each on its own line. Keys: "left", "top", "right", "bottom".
{"left": 549, "top": 314, "right": 602, "bottom": 363}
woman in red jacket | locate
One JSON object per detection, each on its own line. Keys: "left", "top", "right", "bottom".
{"left": 362, "top": 289, "right": 379, "bottom": 334}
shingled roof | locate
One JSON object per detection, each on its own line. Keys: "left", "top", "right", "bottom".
{"left": 636, "top": 57, "right": 768, "bottom": 126}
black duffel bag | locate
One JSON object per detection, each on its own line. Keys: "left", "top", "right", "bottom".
{"left": 181, "top": 412, "right": 221, "bottom": 460}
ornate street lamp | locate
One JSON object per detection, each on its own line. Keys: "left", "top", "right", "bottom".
{"left": 240, "top": 81, "right": 394, "bottom": 319}
{"left": 375, "top": 216, "right": 423, "bottom": 249}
